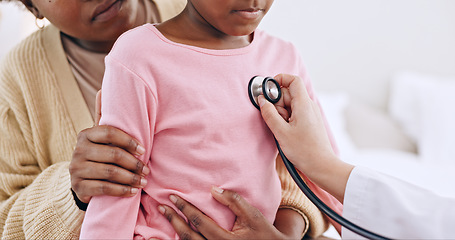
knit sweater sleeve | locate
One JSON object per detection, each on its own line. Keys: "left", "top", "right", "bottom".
{"left": 0, "top": 30, "right": 84, "bottom": 239}
{"left": 154, "top": 0, "right": 186, "bottom": 21}
{"left": 276, "top": 155, "right": 330, "bottom": 238}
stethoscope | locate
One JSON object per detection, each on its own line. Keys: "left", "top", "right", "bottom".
{"left": 248, "top": 76, "right": 391, "bottom": 240}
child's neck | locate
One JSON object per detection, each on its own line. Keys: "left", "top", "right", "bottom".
{"left": 156, "top": 14, "right": 253, "bottom": 50}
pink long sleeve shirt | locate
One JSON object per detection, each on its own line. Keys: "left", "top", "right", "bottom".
{"left": 80, "top": 24, "right": 342, "bottom": 239}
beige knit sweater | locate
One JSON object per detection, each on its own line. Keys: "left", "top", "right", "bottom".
{"left": 0, "top": 1, "right": 328, "bottom": 239}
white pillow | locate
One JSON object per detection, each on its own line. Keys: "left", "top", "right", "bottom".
{"left": 419, "top": 80, "right": 455, "bottom": 166}
{"left": 389, "top": 72, "right": 431, "bottom": 141}
{"left": 389, "top": 71, "right": 455, "bottom": 166}
{"left": 344, "top": 99, "right": 416, "bottom": 152}
{"left": 317, "top": 92, "right": 357, "bottom": 159}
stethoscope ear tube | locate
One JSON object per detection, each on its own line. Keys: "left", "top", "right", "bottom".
{"left": 276, "top": 139, "right": 391, "bottom": 240}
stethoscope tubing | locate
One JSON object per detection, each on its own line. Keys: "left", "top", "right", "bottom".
{"left": 248, "top": 76, "right": 391, "bottom": 240}
{"left": 275, "top": 138, "right": 392, "bottom": 240}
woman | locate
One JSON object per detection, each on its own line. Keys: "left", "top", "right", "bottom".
{"left": 0, "top": 0, "right": 332, "bottom": 239}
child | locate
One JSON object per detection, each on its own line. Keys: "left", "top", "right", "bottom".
{"left": 80, "top": 0, "right": 342, "bottom": 239}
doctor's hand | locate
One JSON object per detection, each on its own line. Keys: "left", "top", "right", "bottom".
{"left": 259, "top": 74, "right": 354, "bottom": 203}
{"left": 159, "top": 187, "right": 302, "bottom": 240}
{"left": 69, "top": 91, "right": 149, "bottom": 204}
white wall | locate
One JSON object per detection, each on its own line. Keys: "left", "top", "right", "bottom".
{"left": 0, "top": 2, "right": 37, "bottom": 61}
{"left": 259, "top": 0, "right": 455, "bottom": 109}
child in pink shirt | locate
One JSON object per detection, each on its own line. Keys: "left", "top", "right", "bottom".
{"left": 80, "top": 0, "right": 342, "bottom": 239}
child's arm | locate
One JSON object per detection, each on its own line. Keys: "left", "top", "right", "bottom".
{"left": 79, "top": 54, "right": 156, "bottom": 239}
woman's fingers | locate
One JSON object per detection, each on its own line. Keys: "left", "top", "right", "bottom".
{"left": 210, "top": 187, "right": 268, "bottom": 227}
{"left": 159, "top": 195, "right": 229, "bottom": 240}
{"left": 70, "top": 125, "right": 149, "bottom": 203}
{"left": 71, "top": 160, "right": 146, "bottom": 188}
{"left": 165, "top": 189, "right": 284, "bottom": 239}
{"left": 158, "top": 205, "right": 205, "bottom": 240}
{"left": 83, "top": 125, "right": 146, "bottom": 157}
{"left": 77, "top": 142, "right": 146, "bottom": 176}
{"left": 69, "top": 158, "right": 145, "bottom": 202}
{"left": 95, "top": 90, "right": 102, "bottom": 125}
{"left": 73, "top": 179, "right": 139, "bottom": 203}
{"left": 77, "top": 125, "right": 147, "bottom": 173}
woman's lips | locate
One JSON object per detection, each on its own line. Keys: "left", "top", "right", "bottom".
{"left": 92, "top": 0, "right": 122, "bottom": 22}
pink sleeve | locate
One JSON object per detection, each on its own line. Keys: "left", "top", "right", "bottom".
{"left": 79, "top": 56, "right": 156, "bottom": 239}
{"left": 299, "top": 60, "right": 344, "bottom": 234}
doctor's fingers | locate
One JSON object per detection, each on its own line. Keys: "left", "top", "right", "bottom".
{"left": 274, "top": 74, "right": 311, "bottom": 105}
{"left": 259, "top": 95, "right": 290, "bottom": 139}
{"left": 271, "top": 86, "right": 291, "bottom": 121}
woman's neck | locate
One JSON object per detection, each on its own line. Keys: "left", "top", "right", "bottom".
{"left": 65, "top": 37, "right": 117, "bottom": 54}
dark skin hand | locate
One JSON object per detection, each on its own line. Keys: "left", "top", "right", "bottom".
{"left": 71, "top": 92, "right": 305, "bottom": 238}
{"left": 70, "top": 92, "right": 150, "bottom": 203}
{"left": 70, "top": 125, "right": 149, "bottom": 203}
{"left": 159, "top": 187, "right": 305, "bottom": 240}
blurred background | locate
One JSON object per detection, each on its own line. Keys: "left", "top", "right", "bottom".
{"left": 1, "top": 0, "right": 455, "bottom": 237}
{"left": 260, "top": 0, "right": 455, "bottom": 109}
{"left": 257, "top": 0, "right": 455, "bottom": 191}
{"left": 0, "top": 2, "right": 37, "bottom": 61}
{"left": 259, "top": 2, "right": 455, "bottom": 237}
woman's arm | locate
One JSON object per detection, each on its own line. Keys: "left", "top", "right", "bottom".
{"left": 0, "top": 57, "right": 83, "bottom": 239}
{"left": 275, "top": 156, "right": 330, "bottom": 238}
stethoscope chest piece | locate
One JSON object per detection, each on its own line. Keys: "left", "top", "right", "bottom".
{"left": 248, "top": 76, "right": 282, "bottom": 109}
{"left": 246, "top": 76, "right": 389, "bottom": 240}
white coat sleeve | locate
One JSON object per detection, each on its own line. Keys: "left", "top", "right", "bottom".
{"left": 342, "top": 166, "right": 455, "bottom": 239}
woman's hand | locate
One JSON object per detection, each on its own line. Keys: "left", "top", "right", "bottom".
{"left": 69, "top": 91, "right": 149, "bottom": 204}
{"left": 158, "top": 187, "right": 300, "bottom": 239}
